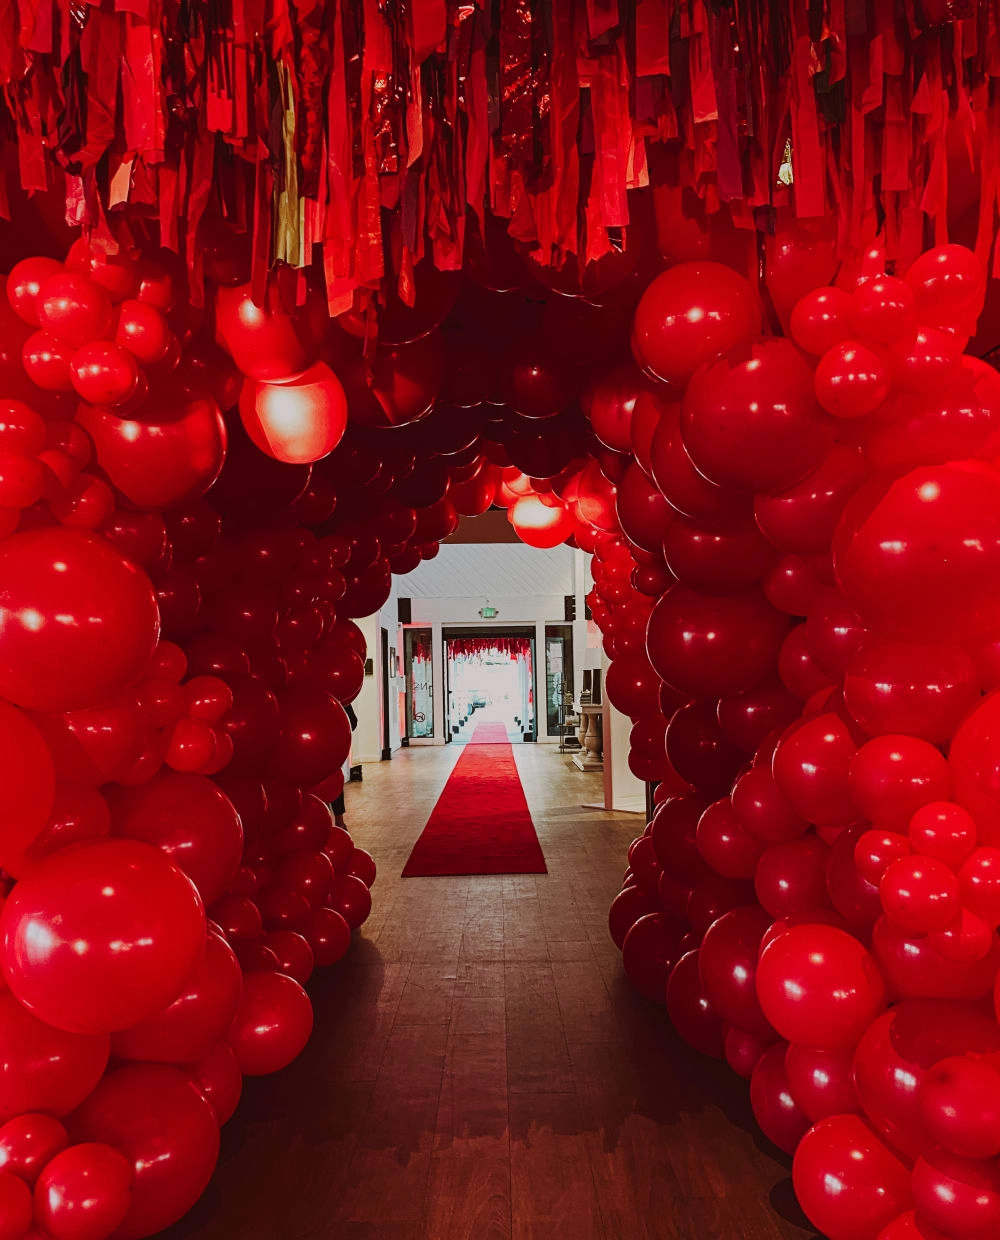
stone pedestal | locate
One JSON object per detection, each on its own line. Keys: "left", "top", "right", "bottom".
{"left": 573, "top": 704, "right": 604, "bottom": 771}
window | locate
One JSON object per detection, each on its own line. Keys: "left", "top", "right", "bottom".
{"left": 404, "top": 628, "right": 433, "bottom": 738}
{"left": 544, "top": 625, "right": 574, "bottom": 735}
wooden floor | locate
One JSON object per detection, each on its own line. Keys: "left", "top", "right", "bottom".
{"left": 165, "top": 744, "right": 818, "bottom": 1240}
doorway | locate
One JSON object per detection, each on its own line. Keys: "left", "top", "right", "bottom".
{"left": 380, "top": 627, "right": 392, "bottom": 761}
{"left": 442, "top": 627, "right": 537, "bottom": 743}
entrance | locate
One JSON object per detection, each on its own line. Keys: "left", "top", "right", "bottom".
{"left": 442, "top": 628, "right": 537, "bottom": 743}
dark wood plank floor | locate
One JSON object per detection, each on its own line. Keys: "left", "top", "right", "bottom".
{"left": 165, "top": 744, "right": 819, "bottom": 1240}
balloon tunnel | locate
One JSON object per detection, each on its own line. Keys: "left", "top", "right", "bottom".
{"left": 1, "top": 2, "right": 1000, "bottom": 1237}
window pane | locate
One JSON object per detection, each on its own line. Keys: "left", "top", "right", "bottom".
{"left": 404, "top": 628, "right": 433, "bottom": 738}
{"left": 544, "top": 624, "right": 573, "bottom": 734}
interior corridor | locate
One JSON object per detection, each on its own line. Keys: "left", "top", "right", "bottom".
{"left": 165, "top": 745, "right": 816, "bottom": 1240}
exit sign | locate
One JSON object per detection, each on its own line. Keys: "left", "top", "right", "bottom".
{"left": 479, "top": 605, "right": 498, "bottom": 619}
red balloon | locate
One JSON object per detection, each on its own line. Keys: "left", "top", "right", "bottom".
{"left": 849, "top": 735, "right": 952, "bottom": 829}
{"left": 756, "top": 924, "right": 885, "bottom": 1050}
{"left": 34, "top": 1142, "right": 134, "bottom": 1240}
{"left": 34, "top": 697, "right": 148, "bottom": 792}
{"left": 814, "top": 339, "right": 891, "bottom": 418}
{"left": 214, "top": 281, "right": 324, "bottom": 380}
{"left": 755, "top": 446, "right": 868, "bottom": 556}
{"left": 950, "top": 690, "right": 1000, "bottom": 843}
{"left": 631, "top": 262, "right": 759, "bottom": 387}
{"left": 608, "top": 885, "right": 660, "bottom": 950}
{"left": 785, "top": 1043, "right": 859, "bottom": 1121}
{"left": 664, "top": 950, "right": 726, "bottom": 1058}
{"left": 69, "top": 340, "right": 142, "bottom": 407}
{"left": 0, "top": 1170, "right": 31, "bottom": 1239}
{"left": 77, "top": 379, "right": 226, "bottom": 510}
{"left": 603, "top": 651, "right": 662, "bottom": 718}
{"left": 665, "top": 700, "right": 744, "bottom": 795}
{"left": 880, "top": 855, "right": 961, "bottom": 934}
{"left": 328, "top": 872, "right": 372, "bottom": 930}
{"left": 717, "top": 680, "right": 800, "bottom": 753}
{"left": 650, "top": 400, "right": 748, "bottom": 524}
{"left": 663, "top": 512, "right": 775, "bottom": 594}
{"left": 0, "top": 528, "right": 159, "bottom": 712}
{"left": 110, "top": 772, "right": 243, "bottom": 907}
{"left": 789, "top": 287, "right": 856, "bottom": 355}
{"left": 696, "top": 799, "right": 765, "bottom": 879}
{"left": 275, "top": 849, "right": 334, "bottom": 909}
{"left": 773, "top": 712, "right": 860, "bottom": 828}
{"left": 853, "top": 276, "right": 916, "bottom": 345}
{"left": 305, "top": 907, "right": 352, "bottom": 967}
{"left": 1, "top": 839, "right": 206, "bottom": 1035}
{"left": 919, "top": 1054, "right": 1000, "bottom": 1159}
{"left": 792, "top": 1114, "right": 913, "bottom": 1240}
{"left": 0, "top": 701, "right": 55, "bottom": 875}
{"left": 188, "top": 1040, "right": 243, "bottom": 1125}
{"left": 583, "top": 364, "right": 643, "bottom": 453}
{"left": 0, "top": 991, "right": 109, "bottom": 1123}
{"left": 698, "top": 905, "right": 774, "bottom": 1036}
{"left": 264, "top": 930, "right": 314, "bottom": 985}
{"left": 681, "top": 339, "right": 831, "bottom": 495}
{"left": 749, "top": 1041, "right": 810, "bottom": 1154}
{"left": 647, "top": 586, "right": 789, "bottom": 698}
{"left": 958, "top": 846, "right": 1000, "bottom": 928}
{"left": 36, "top": 273, "right": 114, "bottom": 347}
{"left": 650, "top": 794, "right": 712, "bottom": 885}
{"left": 844, "top": 637, "right": 979, "bottom": 744}
{"left": 227, "top": 969, "right": 313, "bottom": 1076}
{"left": 754, "top": 836, "right": 832, "bottom": 920}
{"left": 239, "top": 362, "right": 348, "bottom": 464}
{"left": 269, "top": 685, "right": 351, "bottom": 787}
{"left": 621, "top": 913, "right": 687, "bottom": 1002}
{"left": 833, "top": 465, "right": 1000, "bottom": 643}
{"left": 909, "top": 802, "right": 977, "bottom": 868}
{"left": 510, "top": 494, "right": 574, "bottom": 549}
{"left": 872, "top": 916, "right": 1000, "bottom": 1000}
{"left": 0, "top": 1112, "right": 67, "bottom": 1186}
{"left": 116, "top": 297, "right": 171, "bottom": 363}
{"left": 110, "top": 930, "right": 242, "bottom": 1064}
{"left": 7, "top": 256, "right": 64, "bottom": 326}
{"left": 912, "top": 1146, "right": 1000, "bottom": 1239}
{"left": 724, "top": 1026, "right": 774, "bottom": 1079}
{"left": 68, "top": 1064, "right": 219, "bottom": 1239}
{"left": 906, "top": 244, "right": 986, "bottom": 333}
{"left": 731, "top": 765, "right": 807, "bottom": 845}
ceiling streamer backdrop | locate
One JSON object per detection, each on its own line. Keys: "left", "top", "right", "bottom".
{"left": 0, "top": 0, "right": 996, "bottom": 317}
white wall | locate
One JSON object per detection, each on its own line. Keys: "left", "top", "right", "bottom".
{"left": 351, "top": 541, "right": 592, "bottom": 757}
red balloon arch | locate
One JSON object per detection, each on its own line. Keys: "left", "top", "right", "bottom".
{"left": 2, "top": 10, "right": 1000, "bottom": 1229}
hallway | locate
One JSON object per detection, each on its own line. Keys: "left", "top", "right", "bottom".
{"left": 166, "top": 745, "right": 815, "bottom": 1240}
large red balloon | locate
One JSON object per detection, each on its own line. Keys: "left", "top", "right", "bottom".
{"left": 268, "top": 685, "right": 352, "bottom": 786}
{"left": 214, "top": 281, "right": 324, "bottom": 380}
{"left": 647, "top": 586, "right": 789, "bottom": 697}
{"left": 1, "top": 840, "right": 206, "bottom": 1035}
{"left": 756, "top": 923, "right": 885, "bottom": 1050}
{"left": 621, "top": 913, "right": 687, "bottom": 1002}
{"left": 69, "top": 1064, "right": 220, "bottom": 1240}
{"left": 227, "top": 970, "right": 314, "bottom": 1076}
{"left": 111, "top": 930, "right": 242, "bottom": 1065}
{"left": 681, "top": 339, "right": 832, "bottom": 495}
{"left": 109, "top": 772, "right": 244, "bottom": 907}
{"left": 834, "top": 465, "right": 1000, "bottom": 643}
{"left": 792, "top": 1115, "right": 913, "bottom": 1240}
{"left": 0, "top": 991, "right": 109, "bottom": 1123}
{"left": 844, "top": 636, "right": 979, "bottom": 743}
{"left": 34, "top": 1142, "right": 135, "bottom": 1240}
{"left": 698, "top": 905, "right": 774, "bottom": 1036}
{"left": 77, "top": 380, "right": 226, "bottom": 510}
{"left": 0, "top": 529, "right": 160, "bottom": 712}
{"left": 631, "top": 262, "right": 759, "bottom": 387}
{"left": 239, "top": 362, "right": 347, "bottom": 464}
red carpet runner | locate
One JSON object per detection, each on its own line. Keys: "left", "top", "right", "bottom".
{"left": 402, "top": 724, "right": 547, "bottom": 877}
{"left": 463, "top": 721, "right": 510, "bottom": 743}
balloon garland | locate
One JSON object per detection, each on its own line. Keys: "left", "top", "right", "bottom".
{"left": 3, "top": 199, "right": 1000, "bottom": 1240}
{"left": 0, "top": 241, "right": 374, "bottom": 1238}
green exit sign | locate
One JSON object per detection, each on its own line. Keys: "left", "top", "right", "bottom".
{"left": 480, "top": 605, "right": 498, "bottom": 619}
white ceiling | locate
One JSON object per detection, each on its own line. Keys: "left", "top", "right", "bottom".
{"left": 394, "top": 542, "right": 575, "bottom": 599}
